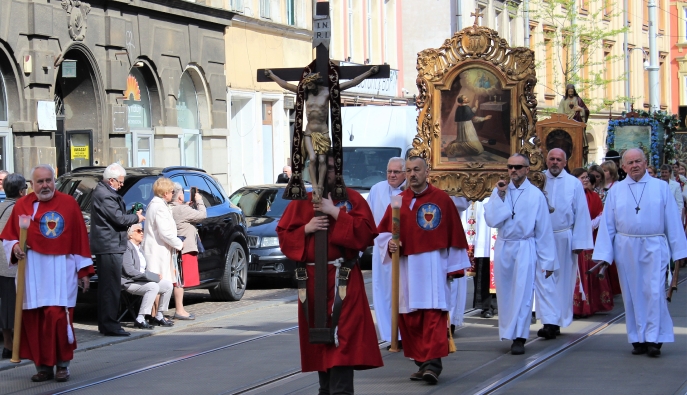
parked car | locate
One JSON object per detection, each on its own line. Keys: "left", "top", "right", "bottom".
{"left": 56, "top": 166, "right": 250, "bottom": 301}
{"left": 229, "top": 184, "right": 312, "bottom": 282}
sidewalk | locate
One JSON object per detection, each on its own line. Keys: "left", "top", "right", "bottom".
{"left": 0, "top": 282, "right": 303, "bottom": 372}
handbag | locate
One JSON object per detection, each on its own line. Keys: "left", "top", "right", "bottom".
{"left": 196, "top": 233, "right": 205, "bottom": 254}
{"left": 143, "top": 270, "right": 160, "bottom": 283}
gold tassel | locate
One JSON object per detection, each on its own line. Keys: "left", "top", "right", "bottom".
{"left": 447, "top": 313, "right": 456, "bottom": 353}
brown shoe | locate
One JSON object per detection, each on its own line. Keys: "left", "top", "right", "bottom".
{"left": 409, "top": 370, "right": 424, "bottom": 381}
{"left": 31, "top": 371, "right": 54, "bottom": 382}
{"left": 55, "top": 367, "right": 70, "bottom": 382}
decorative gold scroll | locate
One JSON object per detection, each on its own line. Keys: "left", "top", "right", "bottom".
{"left": 411, "top": 23, "right": 543, "bottom": 201}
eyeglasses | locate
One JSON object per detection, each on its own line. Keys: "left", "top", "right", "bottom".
{"left": 134, "top": 229, "right": 143, "bottom": 234}
{"left": 110, "top": 178, "right": 123, "bottom": 186}
{"left": 387, "top": 170, "right": 403, "bottom": 175}
{"left": 507, "top": 165, "right": 527, "bottom": 170}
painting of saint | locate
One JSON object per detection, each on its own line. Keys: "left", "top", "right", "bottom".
{"left": 440, "top": 69, "right": 511, "bottom": 163}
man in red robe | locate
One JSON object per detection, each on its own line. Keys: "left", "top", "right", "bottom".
{"left": 277, "top": 154, "right": 383, "bottom": 394}
{"left": 1, "top": 165, "right": 93, "bottom": 383}
{"left": 377, "top": 156, "right": 470, "bottom": 385}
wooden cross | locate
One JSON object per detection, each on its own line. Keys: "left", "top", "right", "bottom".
{"left": 257, "top": 1, "right": 390, "bottom": 345}
{"left": 471, "top": 8, "right": 484, "bottom": 26}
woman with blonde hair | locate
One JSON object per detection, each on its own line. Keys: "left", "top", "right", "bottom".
{"left": 142, "top": 177, "right": 183, "bottom": 326}
{"left": 600, "top": 160, "right": 619, "bottom": 190}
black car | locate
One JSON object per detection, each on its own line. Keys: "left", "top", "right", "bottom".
{"left": 56, "top": 166, "right": 250, "bottom": 301}
{"left": 229, "top": 185, "right": 311, "bottom": 281}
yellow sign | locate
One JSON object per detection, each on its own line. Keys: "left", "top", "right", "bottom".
{"left": 71, "top": 145, "right": 90, "bottom": 160}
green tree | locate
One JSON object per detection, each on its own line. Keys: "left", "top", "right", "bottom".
{"left": 528, "top": 0, "right": 629, "bottom": 112}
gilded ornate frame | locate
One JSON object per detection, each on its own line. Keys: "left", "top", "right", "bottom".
{"left": 411, "top": 23, "right": 542, "bottom": 201}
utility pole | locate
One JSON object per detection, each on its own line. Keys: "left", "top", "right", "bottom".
{"left": 648, "top": 0, "right": 660, "bottom": 113}
{"left": 624, "top": 0, "right": 630, "bottom": 112}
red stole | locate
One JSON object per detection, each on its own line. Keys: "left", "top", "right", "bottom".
{"left": 378, "top": 184, "right": 468, "bottom": 255}
{"left": 0, "top": 191, "right": 91, "bottom": 258}
{"left": 584, "top": 188, "right": 603, "bottom": 242}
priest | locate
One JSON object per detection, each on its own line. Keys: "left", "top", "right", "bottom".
{"left": 484, "top": 154, "right": 557, "bottom": 355}
{"left": 277, "top": 153, "right": 383, "bottom": 395}
{"left": 366, "top": 157, "right": 405, "bottom": 344}
{"left": 592, "top": 148, "right": 687, "bottom": 357}
{"left": 376, "top": 156, "right": 470, "bottom": 385}
{"left": 535, "top": 149, "right": 593, "bottom": 339}
{"left": 1, "top": 165, "right": 93, "bottom": 383}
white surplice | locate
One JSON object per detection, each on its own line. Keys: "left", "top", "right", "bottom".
{"left": 535, "top": 170, "right": 593, "bottom": 328}
{"left": 366, "top": 180, "right": 404, "bottom": 342}
{"left": 448, "top": 196, "right": 470, "bottom": 327}
{"left": 484, "top": 179, "right": 557, "bottom": 340}
{"left": 376, "top": 196, "right": 471, "bottom": 315}
{"left": 593, "top": 173, "right": 687, "bottom": 344}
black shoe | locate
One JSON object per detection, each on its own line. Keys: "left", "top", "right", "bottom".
{"left": 511, "top": 338, "right": 526, "bottom": 355}
{"left": 646, "top": 342, "right": 661, "bottom": 357}
{"left": 149, "top": 316, "right": 174, "bottom": 327}
{"left": 631, "top": 342, "right": 647, "bottom": 355}
{"left": 422, "top": 370, "right": 439, "bottom": 385}
{"left": 481, "top": 310, "right": 494, "bottom": 319}
{"left": 102, "top": 328, "right": 131, "bottom": 337}
{"left": 537, "top": 325, "right": 556, "bottom": 340}
{"left": 133, "top": 319, "right": 154, "bottom": 330}
{"left": 1, "top": 348, "right": 11, "bottom": 359}
{"left": 552, "top": 325, "right": 561, "bottom": 335}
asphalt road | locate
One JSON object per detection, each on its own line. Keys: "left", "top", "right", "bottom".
{"left": 1, "top": 271, "right": 686, "bottom": 395}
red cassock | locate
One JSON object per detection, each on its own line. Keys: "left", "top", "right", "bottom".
{"left": 573, "top": 189, "right": 614, "bottom": 316}
{"left": 276, "top": 189, "right": 383, "bottom": 372}
{"left": 377, "top": 184, "right": 468, "bottom": 362}
{"left": 0, "top": 191, "right": 94, "bottom": 366}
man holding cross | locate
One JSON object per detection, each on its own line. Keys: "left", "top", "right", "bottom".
{"left": 277, "top": 152, "right": 383, "bottom": 394}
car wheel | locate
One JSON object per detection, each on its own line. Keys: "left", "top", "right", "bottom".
{"left": 212, "top": 241, "right": 248, "bottom": 301}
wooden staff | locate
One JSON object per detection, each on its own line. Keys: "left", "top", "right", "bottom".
{"left": 11, "top": 215, "right": 32, "bottom": 363}
{"left": 667, "top": 259, "right": 681, "bottom": 302}
{"left": 389, "top": 195, "right": 402, "bottom": 353}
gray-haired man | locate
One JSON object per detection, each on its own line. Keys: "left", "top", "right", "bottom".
{"left": 91, "top": 163, "right": 144, "bottom": 337}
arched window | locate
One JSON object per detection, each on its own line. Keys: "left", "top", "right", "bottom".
{"left": 125, "top": 67, "right": 154, "bottom": 166}
{"left": 177, "top": 71, "right": 201, "bottom": 167}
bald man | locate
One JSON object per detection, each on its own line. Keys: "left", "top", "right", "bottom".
{"left": 593, "top": 149, "right": 687, "bottom": 357}
{"left": 535, "top": 149, "right": 593, "bottom": 340}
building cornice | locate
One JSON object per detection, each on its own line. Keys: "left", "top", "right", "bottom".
{"left": 230, "top": 15, "right": 313, "bottom": 41}
{"left": 107, "top": 0, "right": 237, "bottom": 27}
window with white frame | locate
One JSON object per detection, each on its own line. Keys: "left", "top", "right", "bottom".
{"left": 684, "top": 7, "right": 687, "bottom": 41}
{"left": 260, "top": 0, "right": 271, "bottom": 19}
{"left": 229, "top": 0, "right": 243, "bottom": 13}
{"left": 286, "top": 0, "right": 296, "bottom": 26}
{"left": 0, "top": 70, "right": 6, "bottom": 123}
{"left": 177, "top": 72, "right": 202, "bottom": 168}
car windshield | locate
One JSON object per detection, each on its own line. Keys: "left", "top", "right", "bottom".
{"left": 302, "top": 147, "right": 402, "bottom": 189}
{"left": 230, "top": 188, "right": 289, "bottom": 218}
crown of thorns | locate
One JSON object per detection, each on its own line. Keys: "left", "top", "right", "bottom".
{"left": 301, "top": 73, "right": 322, "bottom": 86}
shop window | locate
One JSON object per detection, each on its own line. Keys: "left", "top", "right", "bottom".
{"left": 178, "top": 71, "right": 202, "bottom": 168}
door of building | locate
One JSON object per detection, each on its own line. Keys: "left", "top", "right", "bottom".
{"left": 55, "top": 125, "right": 93, "bottom": 175}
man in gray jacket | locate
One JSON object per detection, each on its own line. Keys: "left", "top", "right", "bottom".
{"left": 91, "top": 163, "right": 144, "bottom": 336}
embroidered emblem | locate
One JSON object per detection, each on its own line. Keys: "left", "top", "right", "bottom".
{"left": 416, "top": 203, "right": 442, "bottom": 230}
{"left": 40, "top": 212, "right": 65, "bottom": 239}
{"left": 335, "top": 200, "right": 353, "bottom": 212}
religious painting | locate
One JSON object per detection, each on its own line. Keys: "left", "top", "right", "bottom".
{"left": 613, "top": 125, "right": 652, "bottom": 161}
{"left": 439, "top": 68, "right": 511, "bottom": 163}
{"left": 672, "top": 131, "right": 687, "bottom": 164}
{"left": 412, "top": 22, "right": 540, "bottom": 201}
{"left": 535, "top": 113, "right": 587, "bottom": 170}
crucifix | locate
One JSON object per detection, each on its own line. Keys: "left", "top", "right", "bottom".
{"left": 257, "top": 1, "right": 390, "bottom": 344}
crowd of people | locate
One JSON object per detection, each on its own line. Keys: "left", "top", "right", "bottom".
{"left": 0, "top": 163, "right": 207, "bottom": 382}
